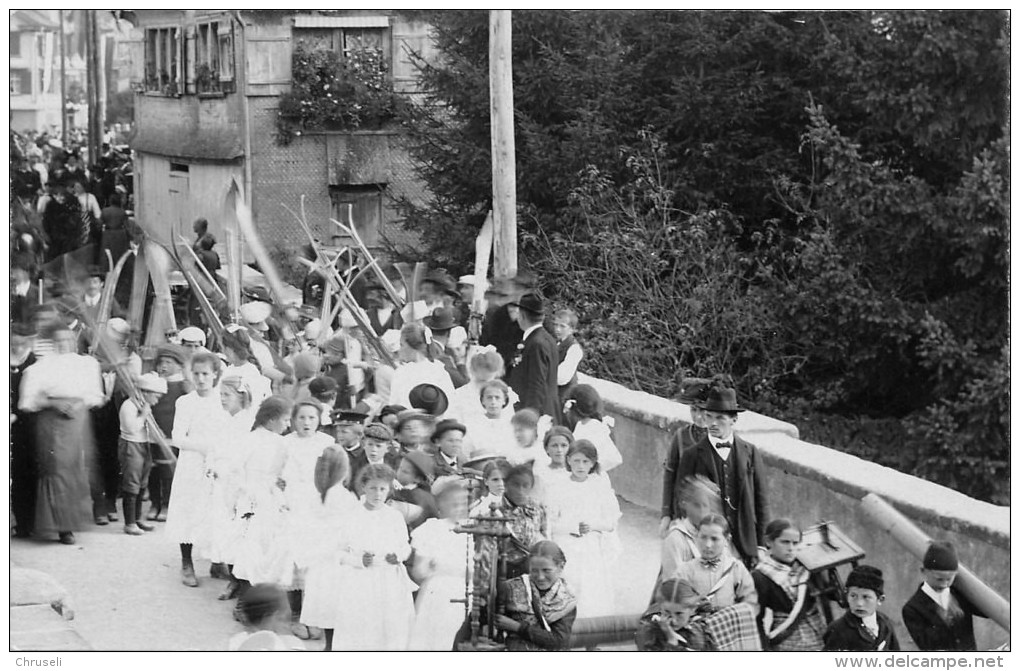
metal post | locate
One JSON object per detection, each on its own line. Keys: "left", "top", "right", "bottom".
{"left": 489, "top": 10, "right": 517, "bottom": 281}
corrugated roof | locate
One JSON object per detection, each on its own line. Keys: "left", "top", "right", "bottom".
{"left": 293, "top": 15, "right": 389, "bottom": 29}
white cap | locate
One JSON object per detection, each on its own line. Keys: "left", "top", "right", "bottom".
{"left": 106, "top": 317, "right": 130, "bottom": 339}
{"left": 303, "top": 319, "right": 322, "bottom": 341}
{"left": 137, "top": 372, "right": 168, "bottom": 395}
{"left": 239, "top": 301, "right": 272, "bottom": 331}
{"left": 179, "top": 326, "right": 207, "bottom": 345}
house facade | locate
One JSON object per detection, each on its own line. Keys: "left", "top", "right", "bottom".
{"left": 126, "top": 10, "right": 435, "bottom": 259}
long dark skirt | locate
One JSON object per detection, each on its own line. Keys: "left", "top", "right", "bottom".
{"left": 11, "top": 412, "right": 38, "bottom": 534}
{"left": 34, "top": 408, "right": 93, "bottom": 533}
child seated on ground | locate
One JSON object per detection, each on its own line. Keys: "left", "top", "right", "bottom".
{"left": 636, "top": 578, "right": 762, "bottom": 651}
{"left": 902, "top": 541, "right": 985, "bottom": 651}
{"left": 495, "top": 540, "right": 577, "bottom": 651}
{"left": 823, "top": 565, "right": 899, "bottom": 651}
{"left": 228, "top": 584, "right": 306, "bottom": 651}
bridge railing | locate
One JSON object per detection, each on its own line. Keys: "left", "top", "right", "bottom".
{"left": 580, "top": 374, "right": 1010, "bottom": 651}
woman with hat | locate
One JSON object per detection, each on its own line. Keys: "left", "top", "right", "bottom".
{"left": 423, "top": 307, "right": 468, "bottom": 387}
{"left": 387, "top": 323, "right": 455, "bottom": 413}
{"left": 676, "top": 383, "right": 769, "bottom": 568}
{"left": 659, "top": 377, "right": 712, "bottom": 538}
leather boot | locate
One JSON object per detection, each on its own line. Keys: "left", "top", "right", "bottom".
{"left": 181, "top": 559, "right": 199, "bottom": 587}
{"left": 123, "top": 495, "right": 144, "bottom": 535}
{"left": 135, "top": 495, "right": 154, "bottom": 532}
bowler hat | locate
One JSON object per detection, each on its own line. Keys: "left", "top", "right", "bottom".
{"left": 677, "top": 378, "right": 712, "bottom": 406}
{"left": 701, "top": 385, "right": 745, "bottom": 414}
{"left": 508, "top": 292, "right": 545, "bottom": 316}
{"left": 308, "top": 376, "right": 339, "bottom": 397}
{"left": 432, "top": 418, "right": 467, "bottom": 442}
{"left": 423, "top": 307, "right": 457, "bottom": 332}
{"left": 408, "top": 383, "right": 449, "bottom": 417}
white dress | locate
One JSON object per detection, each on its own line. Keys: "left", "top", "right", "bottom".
{"left": 300, "top": 484, "right": 359, "bottom": 628}
{"left": 165, "top": 391, "right": 229, "bottom": 546}
{"left": 231, "top": 428, "right": 291, "bottom": 585}
{"left": 407, "top": 518, "right": 472, "bottom": 650}
{"left": 388, "top": 359, "right": 455, "bottom": 411}
{"left": 546, "top": 476, "right": 622, "bottom": 618}
{"left": 279, "top": 431, "right": 336, "bottom": 586}
{"left": 462, "top": 414, "right": 516, "bottom": 459}
{"left": 572, "top": 419, "right": 623, "bottom": 472}
{"left": 330, "top": 504, "right": 416, "bottom": 651}
{"left": 204, "top": 407, "right": 257, "bottom": 564}
{"left": 532, "top": 463, "right": 571, "bottom": 506}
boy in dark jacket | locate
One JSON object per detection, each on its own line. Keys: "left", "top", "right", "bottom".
{"left": 823, "top": 565, "right": 899, "bottom": 651}
{"left": 902, "top": 541, "right": 986, "bottom": 651}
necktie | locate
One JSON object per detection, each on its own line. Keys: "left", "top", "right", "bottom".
{"left": 700, "top": 557, "right": 721, "bottom": 570}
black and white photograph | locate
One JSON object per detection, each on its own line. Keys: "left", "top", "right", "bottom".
{"left": 7, "top": 8, "right": 1010, "bottom": 658}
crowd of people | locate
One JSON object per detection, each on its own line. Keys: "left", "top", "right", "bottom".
{"left": 9, "top": 227, "right": 987, "bottom": 651}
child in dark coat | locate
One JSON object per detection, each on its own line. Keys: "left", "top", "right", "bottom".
{"left": 901, "top": 541, "right": 986, "bottom": 651}
{"left": 823, "top": 565, "right": 899, "bottom": 651}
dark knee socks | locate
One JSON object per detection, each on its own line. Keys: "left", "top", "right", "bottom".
{"left": 287, "top": 590, "right": 303, "bottom": 619}
{"left": 324, "top": 629, "right": 334, "bottom": 651}
{"left": 180, "top": 543, "right": 193, "bottom": 567}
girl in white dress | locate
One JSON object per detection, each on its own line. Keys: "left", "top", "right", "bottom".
{"left": 279, "top": 399, "right": 335, "bottom": 639}
{"left": 388, "top": 323, "right": 455, "bottom": 410}
{"left": 232, "top": 396, "right": 293, "bottom": 589}
{"left": 446, "top": 347, "right": 519, "bottom": 424}
{"left": 565, "top": 384, "right": 623, "bottom": 472}
{"left": 469, "top": 458, "right": 511, "bottom": 518}
{"left": 331, "top": 463, "right": 416, "bottom": 651}
{"left": 546, "top": 439, "right": 622, "bottom": 618}
{"left": 299, "top": 446, "right": 357, "bottom": 651}
{"left": 408, "top": 476, "right": 472, "bottom": 650}
{"left": 166, "top": 352, "right": 229, "bottom": 588}
{"left": 462, "top": 380, "right": 516, "bottom": 458}
{"left": 206, "top": 374, "right": 257, "bottom": 601}
{"left": 222, "top": 331, "right": 272, "bottom": 408}
{"left": 533, "top": 426, "right": 573, "bottom": 505}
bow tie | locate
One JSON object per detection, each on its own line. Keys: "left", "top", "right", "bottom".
{"left": 700, "top": 557, "right": 722, "bottom": 570}
{"left": 715, "top": 442, "right": 732, "bottom": 450}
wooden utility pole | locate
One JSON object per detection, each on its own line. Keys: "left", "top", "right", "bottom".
{"left": 59, "top": 10, "right": 67, "bottom": 139}
{"left": 489, "top": 10, "right": 517, "bottom": 280}
{"left": 85, "top": 9, "right": 102, "bottom": 164}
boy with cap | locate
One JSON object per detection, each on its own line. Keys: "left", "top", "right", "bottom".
{"left": 349, "top": 422, "right": 393, "bottom": 491}
{"left": 147, "top": 344, "right": 192, "bottom": 521}
{"left": 119, "top": 373, "right": 166, "bottom": 535}
{"left": 675, "top": 383, "right": 768, "bottom": 568}
{"left": 178, "top": 326, "right": 208, "bottom": 354}
{"left": 429, "top": 419, "right": 468, "bottom": 477}
{"left": 902, "top": 541, "right": 986, "bottom": 651}
{"left": 823, "top": 565, "right": 899, "bottom": 651}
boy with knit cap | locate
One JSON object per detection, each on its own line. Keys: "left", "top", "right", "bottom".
{"left": 823, "top": 565, "right": 899, "bottom": 651}
{"left": 902, "top": 540, "right": 986, "bottom": 650}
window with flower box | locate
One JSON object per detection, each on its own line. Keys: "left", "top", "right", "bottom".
{"left": 193, "top": 20, "right": 235, "bottom": 95}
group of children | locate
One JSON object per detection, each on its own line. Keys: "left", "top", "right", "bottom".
{"left": 643, "top": 377, "right": 988, "bottom": 652}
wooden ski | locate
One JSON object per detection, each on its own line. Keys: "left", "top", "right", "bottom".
{"left": 470, "top": 210, "right": 495, "bottom": 344}
{"left": 330, "top": 217, "right": 404, "bottom": 308}
{"left": 143, "top": 240, "right": 177, "bottom": 349}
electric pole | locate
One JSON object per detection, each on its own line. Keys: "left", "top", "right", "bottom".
{"left": 489, "top": 10, "right": 517, "bottom": 280}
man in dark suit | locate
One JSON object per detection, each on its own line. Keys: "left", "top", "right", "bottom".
{"left": 676, "top": 384, "right": 768, "bottom": 568}
{"left": 10, "top": 260, "right": 40, "bottom": 324}
{"left": 508, "top": 292, "right": 560, "bottom": 419}
{"left": 902, "top": 541, "right": 986, "bottom": 651}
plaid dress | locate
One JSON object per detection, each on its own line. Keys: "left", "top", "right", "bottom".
{"left": 753, "top": 556, "right": 826, "bottom": 651}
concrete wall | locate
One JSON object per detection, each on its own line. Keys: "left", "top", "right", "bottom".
{"left": 583, "top": 373, "right": 1011, "bottom": 651}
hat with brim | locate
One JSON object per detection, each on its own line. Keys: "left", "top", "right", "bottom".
{"left": 394, "top": 409, "right": 433, "bottom": 435}
{"left": 179, "top": 326, "right": 207, "bottom": 345}
{"left": 239, "top": 301, "right": 272, "bottom": 331}
{"left": 408, "top": 383, "right": 449, "bottom": 417}
{"left": 137, "top": 373, "right": 168, "bottom": 395}
{"left": 507, "top": 292, "right": 545, "bottom": 317}
{"left": 462, "top": 453, "right": 500, "bottom": 470}
{"left": 677, "top": 378, "right": 712, "bottom": 407}
{"left": 156, "top": 344, "right": 188, "bottom": 367}
{"left": 308, "top": 376, "right": 339, "bottom": 397}
{"left": 401, "top": 449, "right": 436, "bottom": 485}
{"left": 700, "top": 386, "right": 745, "bottom": 413}
{"left": 331, "top": 409, "right": 368, "bottom": 425}
{"left": 423, "top": 308, "right": 457, "bottom": 332}
{"left": 432, "top": 418, "right": 467, "bottom": 442}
